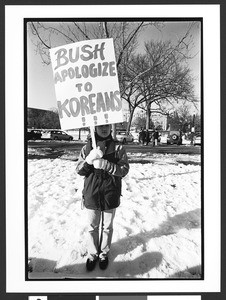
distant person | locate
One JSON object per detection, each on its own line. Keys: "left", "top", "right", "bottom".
{"left": 139, "top": 128, "right": 145, "bottom": 145}
{"left": 190, "top": 131, "right": 195, "bottom": 145}
{"left": 153, "top": 129, "right": 159, "bottom": 146}
{"left": 76, "top": 124, "right": 129, "bottom": 271}
{"left": 145, "top": 129, "right": 150, "bottom": 145}
{"left": 177, "top": 129, "right": 182, "bottom": 145}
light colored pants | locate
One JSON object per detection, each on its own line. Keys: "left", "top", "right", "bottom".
{"left": 86, "top": 208, "right": 116, "bottom": 258}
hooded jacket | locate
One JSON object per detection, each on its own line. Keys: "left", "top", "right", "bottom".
{"left": 76, "top": 135, "right": 129, "bottom": 211}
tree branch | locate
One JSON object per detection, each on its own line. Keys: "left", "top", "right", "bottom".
{"left": 117, "top": 22, "right": 144, "bottom": 68}
{"left": 73, "top": 22, "right": 90, "bottom": 40}
{"left": 31, "top": 22, "right": 50, "bottom": 49}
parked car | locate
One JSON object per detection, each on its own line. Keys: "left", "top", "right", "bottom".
{"left": 167, "top": 130, "right": 182, "bottom": 145}
{"left": 116, "top": 131, "right": 134, "bottom": 144}
{"left": 27, "top": 129, "right": 42, "bottom": 140}
{"left": 50, "top": 130, "right": 73, "bottom": 141}
{"left": 194, "top": 133, "right": 201, "bottom": 146}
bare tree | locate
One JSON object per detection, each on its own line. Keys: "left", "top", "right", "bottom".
{"left": 120, "top": 24, "right": 199, "bottom": 132}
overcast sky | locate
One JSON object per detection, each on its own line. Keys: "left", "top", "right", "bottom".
{"left": 27, "top": 21, "right": 201, "bottom": 112}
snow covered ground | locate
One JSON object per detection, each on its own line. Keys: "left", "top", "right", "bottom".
{"left": 27, "top": 150, "right": 201, "bottom": 279}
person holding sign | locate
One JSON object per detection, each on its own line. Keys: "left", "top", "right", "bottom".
{"left": 76, "top": 124, "right": 129, "bottom": 271}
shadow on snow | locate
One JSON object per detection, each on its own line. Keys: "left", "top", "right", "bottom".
{"left": 28, "top": 208, "right": 201, "bottom": 279}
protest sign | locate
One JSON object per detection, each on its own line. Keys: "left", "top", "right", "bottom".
{"left": 49, "top": 38, "right": 123, "bottom": 130}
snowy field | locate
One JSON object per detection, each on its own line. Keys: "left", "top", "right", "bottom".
{"left": 27, "top": 150, "right": 201, "bottom": 279}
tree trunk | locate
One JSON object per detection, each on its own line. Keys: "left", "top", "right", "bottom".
{"left": 146, "top": 103, "right": 151, "bottom": 130}
{"left": 126, "top": 107, "right": 135, "bottom": 134}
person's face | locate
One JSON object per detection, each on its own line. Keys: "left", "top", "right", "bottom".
{"left": 96, "top": 124, "right": 111, "bottom": 138}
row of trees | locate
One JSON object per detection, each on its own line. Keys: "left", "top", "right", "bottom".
{"left": 27, "top": 108, "right": 60, "bottom": 129}
{"left": 132, "top": 111, "right": 201, "bottom": 133}
{"left": 167, "top": 107, "right": 201, "bottom": 133}
{"left": 28, "top": 21, "right": 200, "bottom": 135}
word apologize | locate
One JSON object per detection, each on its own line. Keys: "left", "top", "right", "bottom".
{"left": 53, "top": 42, "right": 117, "bottom": 83}
{"left": 57, "top": 90, "right": 122, "bottom": 119}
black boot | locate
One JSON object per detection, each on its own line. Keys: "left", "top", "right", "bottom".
{"left": 86, "top": 255, "right": 98, "bottom": 271}
{"left": 99, "top": 256, "right": 109, "bottom": 270}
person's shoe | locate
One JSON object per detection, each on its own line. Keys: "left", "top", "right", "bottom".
{"left": 99, "top": 256, "right": 109, "bottom": 270}
{"left": 86, "top": 255, "right": 98, "bottom": 271}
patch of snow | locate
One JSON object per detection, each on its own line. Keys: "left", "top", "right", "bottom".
{"left": 28, "top": 152, "right": 201, "bottom": 279}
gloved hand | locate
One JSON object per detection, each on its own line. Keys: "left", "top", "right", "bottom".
{"left": 85, "top": 146, "right": 103, "bottom": 165}
{"left": 93, "top": 158, "right": 108, "bottom": 170}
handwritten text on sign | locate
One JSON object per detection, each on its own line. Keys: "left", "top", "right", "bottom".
{"left": 50, "top": 39, "right": 123, "bottom": 129}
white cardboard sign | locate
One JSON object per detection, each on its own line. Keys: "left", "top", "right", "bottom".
{"left": 49, "top": 38, "right": 123, "bottom": 129}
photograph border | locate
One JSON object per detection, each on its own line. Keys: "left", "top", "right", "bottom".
{"left": 2, "top": 1, "right": 222, "bottom": 294}
{"left": 24, "top": 15, "right": 204, "bottom": 283}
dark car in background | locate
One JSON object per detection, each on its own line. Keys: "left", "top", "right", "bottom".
{"left": 27, "top": 129, "right": 42, "bottom": 140}
{"left": 50, "top": 130, "right": 73, "bottom": 141}
{"left": 167, "top": 130, "right": 182, "bottom": 145}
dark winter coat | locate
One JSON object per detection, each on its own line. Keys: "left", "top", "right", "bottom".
{"left": 139, "top": 130, "right": 145, "bottom": 143}
{"left": 153, "top": 131, "right": 159, "bottom": 139}
{"left": 145, "top": 130, "right": 150, "bottom": 143}
{"left": 76, "top": 136, "right": 129, "bottom": 211}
